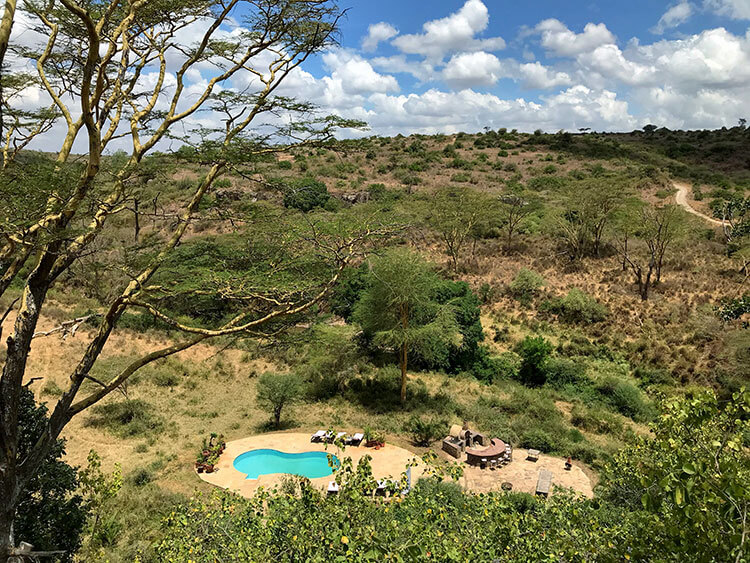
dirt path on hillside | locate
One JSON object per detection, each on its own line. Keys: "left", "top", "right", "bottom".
{"left": 674, "top": 182, "right": 727, "bottom": 226}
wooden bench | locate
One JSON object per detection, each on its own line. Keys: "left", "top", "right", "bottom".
{"left": 536, "top": 470, "right": 553, "bottom": 497}
{"left": 526, "top": 449, "right": 540, "bottom": 462}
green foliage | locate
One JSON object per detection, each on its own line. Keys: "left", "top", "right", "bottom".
{"left": 282, "top": 177, "right": 330, "bottom": 212}
{"left": 602, "top": 389, "right": 750, "bottom": 562}
{"left": 595, "top": 377, "right": 654, "bottom": 421}
{"left": 256, "top": 372, "right": 304, "bottom": 428}
{"left": 541, "top": 289, "right": 608, "bottom": 323}
{"left": 352, "top": 250, "right": 463, "bottom": 400}
{"left": 330, "top": 264, "right": 370, "bottom": 321}
{"left": 14, "top": 388, "right": 88, "bottom": 562}
{"left": 515, "top": 336, "right": 553, "bottom": 387}
{"left": 508, "top": 268, "right": 545, "bottom": 305}
{"left": 544, "top": 357, "right": 588, "bottom": 389}
{"left": 404, "top": 415, "right": 448, "bottom": 446}
{"left": 85, "top": 399, "right": 165, "bottom": 439}
{"left": 520, "top": 428, "right": 555, "bottom": 452}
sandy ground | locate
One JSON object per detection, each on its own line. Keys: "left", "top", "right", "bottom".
{"left": 674, "top": 181, "right": 727, "bottom": 226}
{"left": 198, "top": 432, "right": 425, "bottom": 497}
{"left": 448, "top": 447, "right": 594, "bottom": 498}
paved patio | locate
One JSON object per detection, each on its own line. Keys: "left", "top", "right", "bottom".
{"left": 454, "top": 448, "right": 594, "bottom": 498}
{"left": 198, "top": 432, "right": 426, "bottom": 498}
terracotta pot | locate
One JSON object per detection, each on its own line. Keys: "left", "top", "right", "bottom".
{"left": 202, "top": 450, "right": 210, "bottom": 457}
{"left": 204, "top": 464, "right": 215, "bottom": 473}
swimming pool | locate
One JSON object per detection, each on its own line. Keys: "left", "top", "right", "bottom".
{"left": 233, "top": 449, "right": 339, "bottom": 480}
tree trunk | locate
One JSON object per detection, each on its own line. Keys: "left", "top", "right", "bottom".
{"left": 274, "top": 406, "right": 281, "bottom": 428}
{"left": 399, "top": 342, "right": 408, "bottom": 405}
{"left": 0, "top": 505, "right": 14, "bottom": 563}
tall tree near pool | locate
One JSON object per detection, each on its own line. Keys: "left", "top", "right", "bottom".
{"left": 353, "top": 249, "right": 460, "bottom": 404}
{"left": 0, "top": 1, "right": 375, "bottom": 559}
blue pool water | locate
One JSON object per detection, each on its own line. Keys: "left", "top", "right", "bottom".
{"left": 233, "top": 449, "right": 339, "bottom": 480}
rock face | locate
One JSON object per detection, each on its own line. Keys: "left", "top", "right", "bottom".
{"left": 340, "top": 191, "right": 371, "bottom": 205}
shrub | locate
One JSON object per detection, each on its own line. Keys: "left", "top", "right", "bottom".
{"left": 129, "top": 467, "right": 154, "bottom": 487}
{"left": 282, "top": 178, "right": 329, "bottom": 212}
{"left": 541, "top": 289, "right": 608, "bottom": 324}
{"left": 405, "top": 416, "right": 448, "bottom": 446}
{"left": 520, "top": 428, "right": 554, "bottom": 452}
{"left": 570, "top": 405, "right": 624, "bottom": 435}
{"left": 85, "top": 400, "right": 165, "bottom": 438}
{"left": 545, "top": 357, "right": 588, "bottom": 389}
{"left": 508, "top": 269, "right": 545, "bottom": 305}
{"left": 515, "top": 337, "right": 553, "bottom": 387}
{"left": 278, "top": 160, "right": 293, "bottom": 170}
{"left": 596, "top": 378, "right": 654, "bottom": 421}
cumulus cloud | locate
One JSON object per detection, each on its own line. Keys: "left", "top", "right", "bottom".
{"left": 361, "top": 22, "right": 399, "bottom": 52}
{"left": 442, "top": 51, "right": 505, "bottom": 89}
{"left": 391, "top": 0, "right": 505, "bottom": 61}
{"left": 651, "top": 2, "right": 694, "bottom": 34}
{"left": 704, "top": 0, "right": 750, "bottom": 19}
{"left": 536, "top": 19, "right": 616, "bottom": 57}
{"left": 321, "top": 50, "right": 400, "bottom": 96}
{"left": 519, "top": 62, "right": 573, "bottom": 89}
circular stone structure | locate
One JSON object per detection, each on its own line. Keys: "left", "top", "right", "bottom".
{"left": 197, "top": 432, "right": 425, "bottom": 498}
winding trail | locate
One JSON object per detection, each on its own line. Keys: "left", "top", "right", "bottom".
{"left": 673, "top": 182, "right": 728, "bottom": 226}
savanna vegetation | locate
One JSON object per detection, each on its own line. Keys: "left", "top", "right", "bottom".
{"left": 0, "top": 0, "right": 749, "bottom": 561}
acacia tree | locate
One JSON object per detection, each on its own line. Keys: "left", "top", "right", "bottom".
{"left": 427, "top": 185, "right": 487, "bottom": 272}
{"left": 616, "top": 204, "right": 685, "bottom": 300}
{"left": 497, "top": 187, "right": 538, "bottom": 253}
{"left": 559, "top": 178, "right": 625, "bottom": 259}
{"left": 353, "top": 249, "right": 460, "bottom": 404}
{"left": 0, "top": 1, "right": 382, "bottom": 559}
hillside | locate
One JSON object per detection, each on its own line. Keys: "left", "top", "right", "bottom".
{"left": 2, "top": 126, "right": 748, "bottom": 560}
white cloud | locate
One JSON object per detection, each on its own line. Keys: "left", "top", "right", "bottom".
{"left": 519, "top": 62, "right": 573, "bottom": 89}
{"left": 704, "top": 0, "right": 750, "bottom": 19}
{"left": 361, "top": 22, "right": 399, "bottom": 52}
{"left": 442, "top": 51, "right": 505, "bottom": 88}
{"left": 391, "top": 0, "right": 505, "bottom": 61}
{"left": 536, "top": 19, "right": 616, "bottom": 57}
{"left": 322, "top": 50, "right": 400, "bottom": 96}
{"left": 652, "top": 2, "right": 693, "bottom": 34}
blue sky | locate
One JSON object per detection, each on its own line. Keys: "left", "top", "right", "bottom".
{"left": 270, "top": 0, "right": 750, "bottom": 135}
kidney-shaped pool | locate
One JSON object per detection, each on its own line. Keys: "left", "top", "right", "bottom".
{"left": 233, "top": 449, "right": 339, "bottom": 480}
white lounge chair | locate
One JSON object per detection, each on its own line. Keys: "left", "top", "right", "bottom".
{"left": 327, "top": 481, "right": 340, "bottom": 495}
{"left": 311, "top": 430, "right": 326, "bottom": 443}
{"left": 345, "top": 432, "right": 364, "bottom": 446}
{"left": 335, "top": 431, "right": 347, "bottom": 443}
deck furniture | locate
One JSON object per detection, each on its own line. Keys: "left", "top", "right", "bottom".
{"left": 527, "top": 449, "right": 540, "bottom": 462}
{"left": 310, "top": 430, "right": 326, "bottom": 443}
{"left": 480, "top": 458, "right": 488, "bottom": 469}
{"left": 375, "top": 480, "right": 388, "bottom": 497}
{"left": 345, "top": 432, "right": 364, "bottom": 446}
{"left": 323, "top": 431, "right": 335, "bottom": 443}
{"left": 465, "top": 438, "right": 507, "bottom": 466}
{"left": 536, "top": 470, "right": 553, "bottom": 498}
{"left": 334, "top": 432, "right": 347, "bottom": 443}
{"left": 490, "top": 459, "right": 498, "bottom": 470}
{"left": 327, "top": 481, "right": 340, "bottom": 496}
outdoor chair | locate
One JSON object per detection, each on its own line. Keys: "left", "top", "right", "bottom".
{"left": 310, "top": 430, "right": 326, "bottom": 443}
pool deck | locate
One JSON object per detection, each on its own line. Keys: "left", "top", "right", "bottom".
{"left": 197, "top": 432, "right": 426, "bottom": 498}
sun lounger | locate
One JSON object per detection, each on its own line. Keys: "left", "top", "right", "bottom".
{"left": 323, "top": 431, "right": 336, "bottom": 443}
{"left": 327, "top": 481, "right": 339, "bottom": 495}
{"left": 335, "top": 432, "right": 347, "bottom": 443}
{"left": 345, "top": 432, "right": 364, "bottom": 446}
{"left": 311, "top": 430, "right": 326, "bottom": 443}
